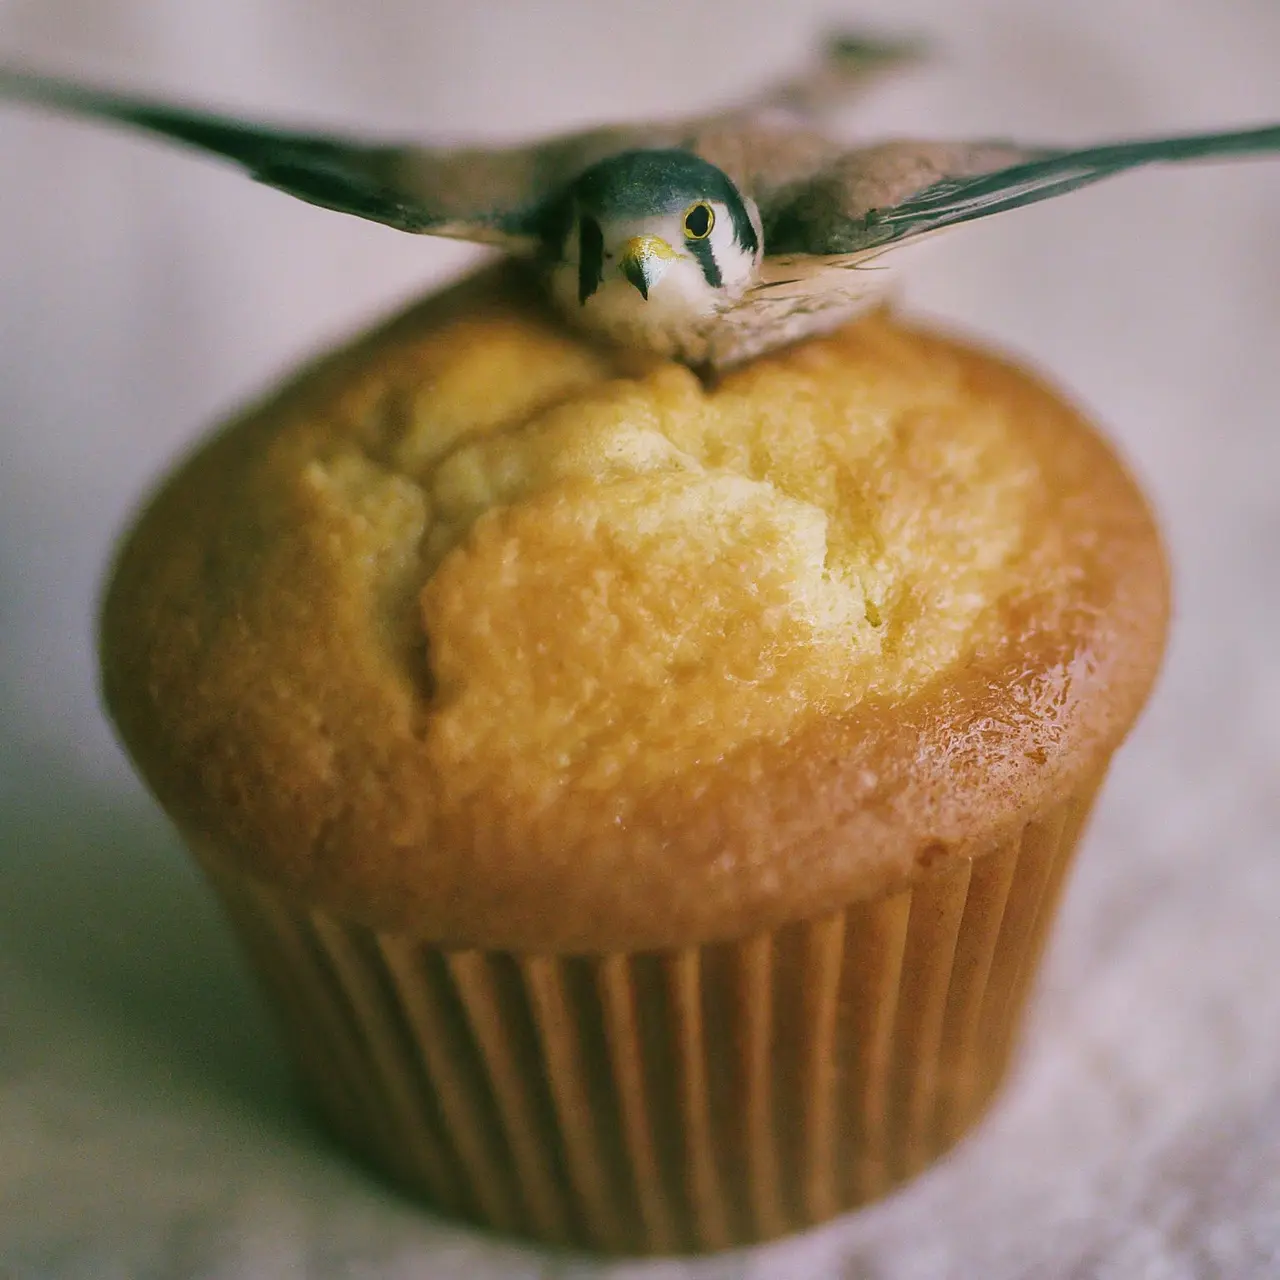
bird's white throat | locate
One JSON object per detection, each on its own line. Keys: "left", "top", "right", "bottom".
{"left": 549, "top": 258, "right": 722, "bottom": 362}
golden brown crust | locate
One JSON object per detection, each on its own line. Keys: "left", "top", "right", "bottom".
{"left": 100, "top": 265, "right": 1168, "bottom": 951}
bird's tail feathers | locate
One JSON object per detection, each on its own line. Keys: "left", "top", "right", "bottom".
{"left": 761, "top": 30, "right": 930, "bottom": 118}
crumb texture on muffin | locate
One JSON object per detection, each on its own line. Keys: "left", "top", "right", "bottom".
{"left": 101, "top": 267, "right": 1167, "bottom": 949}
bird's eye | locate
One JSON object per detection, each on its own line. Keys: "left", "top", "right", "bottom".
{"left": 683, "top": 202, "right": 715, "bottom": 240}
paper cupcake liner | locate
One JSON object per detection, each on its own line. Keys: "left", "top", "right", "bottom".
{"left": 201, "top": 776, "right": 1100, "bottom": 1255}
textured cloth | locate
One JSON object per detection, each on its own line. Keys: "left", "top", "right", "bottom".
{"left": 1, "top": 0, "right": 1277, "bottom": 1275}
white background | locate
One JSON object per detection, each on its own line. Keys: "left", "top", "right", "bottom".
{"left": 1, "top": 1, "right": 1278, "bottom": 1276}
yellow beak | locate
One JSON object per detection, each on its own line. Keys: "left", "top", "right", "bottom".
{"left": 619, "top": 235, "right": 678, "bottom": 300}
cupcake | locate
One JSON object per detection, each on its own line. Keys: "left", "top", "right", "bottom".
{"left": 99, "top": 264, "right": 1168, "bottom": 1254}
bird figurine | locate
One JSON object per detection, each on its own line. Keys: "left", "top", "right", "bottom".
{"left": 2, "top": 34, "right": 1278, "bottom": 370}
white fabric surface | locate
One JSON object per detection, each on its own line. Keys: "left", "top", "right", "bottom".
{"left": 1, "top": 1, "right": 1277, "bottom": 1275}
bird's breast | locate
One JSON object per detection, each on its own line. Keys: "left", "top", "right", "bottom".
{"left": 547, "top": 261, "right": 725, "bottom": 363}
{"left": 545, "top": 253, "right": 891, "bottom": 368}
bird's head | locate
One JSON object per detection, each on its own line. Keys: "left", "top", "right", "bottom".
{"left": 550, "top": 149, "right": 763, "bottom": 357}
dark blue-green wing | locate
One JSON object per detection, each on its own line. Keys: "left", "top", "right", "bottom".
{"left": 0, "top": 65, "right": 651, "bottom": 248}
{"left": 763, "top": 126, "right": 1280, "bottom": 256}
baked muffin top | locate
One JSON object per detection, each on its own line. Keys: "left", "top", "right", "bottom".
{"left": 101, "top": 266, "right": 1167, "bottom": 950}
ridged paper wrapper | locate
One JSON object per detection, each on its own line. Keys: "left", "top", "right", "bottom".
{"left": 200, "top": 776, "right": 1099, "bottom": 1255}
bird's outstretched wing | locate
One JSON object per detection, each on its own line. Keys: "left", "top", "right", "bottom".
{"left": 0, "top": 31, "right": 914, "bottom": 248}
{"left": 0, "top": 64, "right": 664, "bottom": 248}
{"left": 762, "top": 125, "right": 1280, "bottom": 256}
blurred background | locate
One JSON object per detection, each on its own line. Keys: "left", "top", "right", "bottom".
{"left": 1, "top": 1, "right": 1277, "bottom": 1276}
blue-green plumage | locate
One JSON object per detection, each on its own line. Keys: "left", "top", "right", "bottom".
{"left": 686, "top": 235, "right": 722, "bottom": 289}
{"left": 568, "top": 150, "right": 759, "bottom": 256}
{"left": 577, "top": 214, "right": 604, "bottom": 304}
